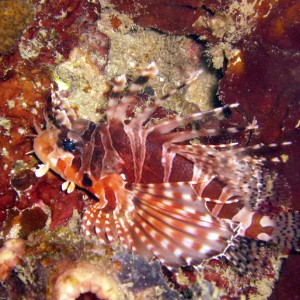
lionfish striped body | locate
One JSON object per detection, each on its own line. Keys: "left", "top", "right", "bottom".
{"left": 34, "top": 63, "right": 300, "bottom": 270}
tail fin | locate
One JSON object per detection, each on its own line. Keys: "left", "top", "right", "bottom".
{"left": 232, "top": 207, "right": 300, "bottom": 251}
{"left": 271, "top": 211, "right": 300, "bottom": 251}
{"left": 225, "top": 211, "right": 300, "bottom": 274}
{"left": 224, "top": 236, "right": 268, "bottom": 274}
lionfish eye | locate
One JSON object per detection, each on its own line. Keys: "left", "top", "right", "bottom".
{"left": 62, "top": 139, "right": 77, "bottom": 152}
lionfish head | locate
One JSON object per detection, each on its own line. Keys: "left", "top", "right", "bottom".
{"left": 33, "top": 88, "right": 101, "bottom": 192}
{"left": 33, "top": 121, "right": 62, "bottom": 171}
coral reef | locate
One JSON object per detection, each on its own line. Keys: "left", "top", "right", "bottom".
{"left": 109, "top": 0, "right": 201, "bottom": 34}
{"left": 0, "top": 228, "right": 180, "bottom": 299}
{"left": 0, "top": 64, "right": 51, "bottom": 227}
{"left": 51, "top": 262, "right": 124, "bottom": 300}
{"left": 0, "top": 0, "right": 34, "bottom": 54}
{"left": 0, "top": 0, "right": 299, "bottom": 298}
{"left": 19, "top": 0, "right": 102, "bottom": 65}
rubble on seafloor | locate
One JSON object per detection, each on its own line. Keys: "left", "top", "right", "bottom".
{"left": 0, "top": 0, "right": 299, "bottom": 299}
{"left": 0, "top": 223, "right": 222, "bottom": 299}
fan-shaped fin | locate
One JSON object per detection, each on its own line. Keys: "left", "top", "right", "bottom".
{"left": 82, "top": 177, "right": 236, "bottom": 269}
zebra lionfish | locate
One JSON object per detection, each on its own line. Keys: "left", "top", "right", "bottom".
{"left": 33, "top": 62, "right": 300, "bottom": 271}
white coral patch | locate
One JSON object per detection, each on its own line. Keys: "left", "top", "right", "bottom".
{"left": 52, "top": 262, "right": 124, "bottom": 300}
